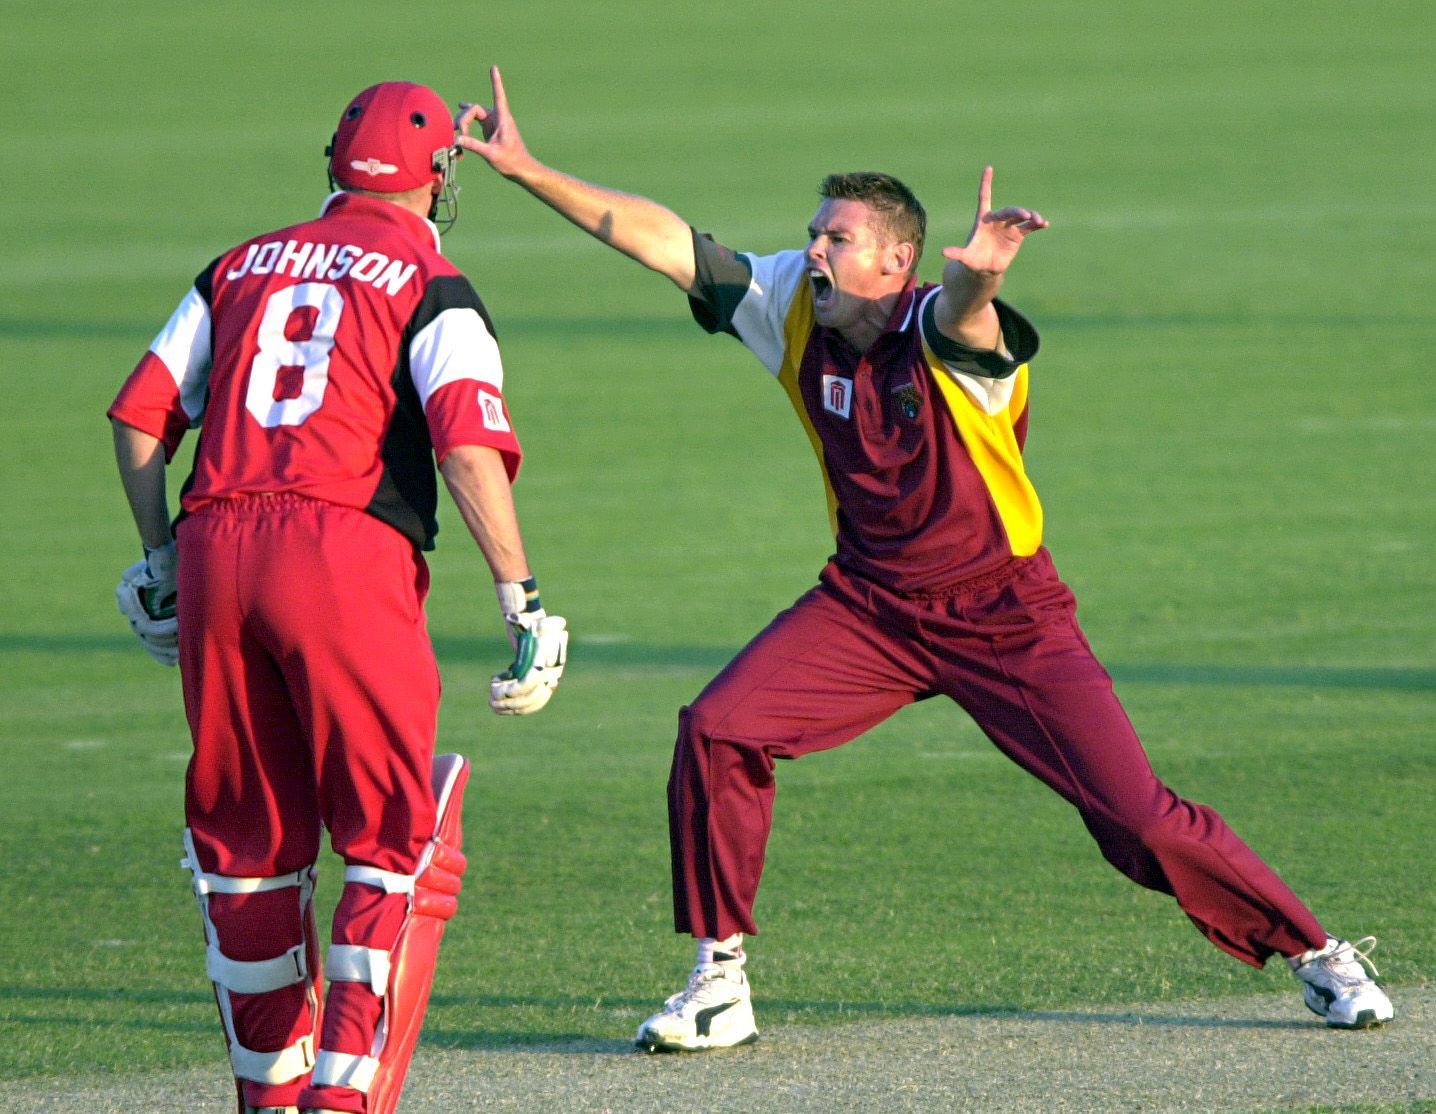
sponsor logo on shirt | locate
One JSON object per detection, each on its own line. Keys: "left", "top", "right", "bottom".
{"left": 478, "top": 388, "right": 511, "bottom": 432}
{"left": 822, "top": 375, "right": 853, "bottom": 419}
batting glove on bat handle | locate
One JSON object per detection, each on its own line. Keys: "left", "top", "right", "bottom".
{"left": 490, "top": 577, "right": 568, "bottom": 715}
{"left": 115, "top": 541, "right": 179, "bottom": 667}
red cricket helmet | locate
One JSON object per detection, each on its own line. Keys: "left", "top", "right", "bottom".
{"left": 328, "top": 81, "right": 455, "bottom": 193}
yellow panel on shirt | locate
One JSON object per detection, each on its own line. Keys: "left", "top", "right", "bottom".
{"left": 924, "top": 347, "right": 1043, "bottom": 558}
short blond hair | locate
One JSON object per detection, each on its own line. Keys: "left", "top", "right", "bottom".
{"left": 819, "top": 172, "right": 926, "bottom": 268}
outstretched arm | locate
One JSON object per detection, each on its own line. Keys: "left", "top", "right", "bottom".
{"left": 931, "top": 166, "right": 1049, "bottom": 351}
{"left": 456, "top": 67, "right": 697, "bottom": 293}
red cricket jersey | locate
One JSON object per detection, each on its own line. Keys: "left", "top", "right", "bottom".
{"left": 108, "top": 192, "right": 521, "bottom": 549}
{"left": 688, "top": 234, "right": 1043, "bottom": 595}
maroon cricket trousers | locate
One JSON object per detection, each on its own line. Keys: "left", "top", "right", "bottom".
{"left": 668, "top": 548, "right": 1326, "bottom": 967}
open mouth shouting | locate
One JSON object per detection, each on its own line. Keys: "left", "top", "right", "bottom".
{"left": 810, "top": 267, "right": 836, "bottom": 312}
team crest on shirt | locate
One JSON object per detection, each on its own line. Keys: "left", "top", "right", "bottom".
{"left": 477, "top": 388, "right": 511, "bottom": 432}
{"left": 821, "top": 375, "right": 853, "bottom": 419}
{"left": 890, "top": 380, "right": 922, "bottom": 421}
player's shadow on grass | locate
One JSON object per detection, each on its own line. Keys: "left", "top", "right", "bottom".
{"left": 417, "top": 992, "right": 1316, "bottom": 1052}
{"left": 0, "top": 985, "right": 1317, "bottom": 1054}
{"left": 0, "top": 985, "right": 215, "bottom": 1035}
{"left": 2, "top": 632, "right": 1432, "bottom": 692}
{"left": 438, "top": 637, "right": 1436, "bottom": 693}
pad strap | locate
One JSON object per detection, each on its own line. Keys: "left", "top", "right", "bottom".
{"left": 182, "top": 828, "right": 314, "bottom": 897}
{"left": 190, "top": 869, "right": 310, "bottom": 896}
{"left": 325, "top": 943, "right": 392, "bottom": 996}
{"left": 207, "top": 942, "right": 308, "bottom": 995}
{"left": 312, "top": 1049, "right": 380, "bottom": 1093}
{"left": 229, "top": 1031, "right": 315, "bottom": 1084}
{"left": 344, "top": 864, "right": 416, "bottom": 895}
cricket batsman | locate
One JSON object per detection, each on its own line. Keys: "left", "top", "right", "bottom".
{"left": 109, "top": 81, "right": 567, "bottom": 1112}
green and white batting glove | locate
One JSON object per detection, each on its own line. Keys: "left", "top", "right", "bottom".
{"left": 115, "top": 540, "right": 179, "bottom": 667}
{"left": 490, "top": 576, "right": 568, "bottom": 716}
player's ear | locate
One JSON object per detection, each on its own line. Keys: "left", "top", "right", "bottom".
{"left": 884, "top": 240, "right": 915, "bottom": 276}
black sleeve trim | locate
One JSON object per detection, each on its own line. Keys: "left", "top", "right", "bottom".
{"left": 920, "top": 295, "right": 1040, "bottom": 380}
{"left": 687, "top": 229, "right": 753, "bottom": 337}
{"left": 371, "top": 273, "right": 495, "bottom": 552}
{"left": 194, "top": 256, "right": 221, "bottom": 306}
{"left": 406, "top": 273, "right": 495, "bottom": 342}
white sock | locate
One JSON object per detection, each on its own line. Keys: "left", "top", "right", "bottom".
{"left": 697, "top": 933, "right": 744, "bottom": 967}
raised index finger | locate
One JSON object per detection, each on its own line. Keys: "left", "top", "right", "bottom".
{"left": 490, "top": 65, "right": 509, "bottom": 117}
{"left": 977, "top": 165, "right": 994, "bottom": 217}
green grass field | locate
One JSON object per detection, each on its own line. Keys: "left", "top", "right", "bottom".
{"left": 1, "top": 1, "right": 1432, "bottom": 1107}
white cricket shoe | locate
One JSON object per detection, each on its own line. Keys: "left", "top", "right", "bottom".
{"left": 635, "top": 962, "right": 759, "bottom": 1052}
{"left": 1288, "top": 936, "right": 1394, "bottom": 1029}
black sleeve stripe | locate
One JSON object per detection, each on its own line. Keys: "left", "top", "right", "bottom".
{"left": 407, "top": 273, "right": 496, "bottom": 344}
{"left": 375, "top": 273, "right": 491, "bottom": 553}
{"left": 687, "top": 229, "right": 752, "bottom": 337}
{"left": 921, "top": 295, "right": 1040, "bottom": 380}
{"left": 194, "top": 256, "right": 221, "bottom": 307}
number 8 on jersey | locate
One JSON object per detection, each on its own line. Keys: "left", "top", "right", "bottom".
{"left": 245, "top": 282, "right": 345, "bottom": 428}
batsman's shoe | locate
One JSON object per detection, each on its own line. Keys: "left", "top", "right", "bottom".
{"left": 635, "top": 963, "right": 758, "bottom": 1053}
{"left": 1289, "top": 936, "right": 1394, "bottom": 1029}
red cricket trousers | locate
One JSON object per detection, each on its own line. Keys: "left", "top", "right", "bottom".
{"left": 669, "top": 549, "right": 1327, "bottom": 967}
{"left": 176, "top": 494, "right": 441, "bottom": 1108}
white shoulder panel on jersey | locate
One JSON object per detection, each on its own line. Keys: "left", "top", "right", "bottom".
{"left": 149, "top": 286, "right": 214, "bottom": 423}
{"left": 408, "top": 307, "right": 504, "bottom": 407}
{"left": 917, "top": 288, "right": 1016, "bottom": 416}
{"left": 731, "top": 250, "right": 809, "bottom": 377}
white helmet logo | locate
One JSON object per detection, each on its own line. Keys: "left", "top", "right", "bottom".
{"left": 350, "top": 158, "right": 399, "bottom": 177}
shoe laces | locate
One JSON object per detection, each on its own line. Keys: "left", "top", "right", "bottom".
{"left": 662, "top": 962, "right": 735, "bottom": 1013}
{"left": 1314, "top": 936, "right": 1382, "bottom": 984}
